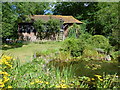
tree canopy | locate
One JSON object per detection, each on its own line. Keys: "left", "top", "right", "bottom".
{"left": 53, "top": 2, "right": 119, "bottom": 48}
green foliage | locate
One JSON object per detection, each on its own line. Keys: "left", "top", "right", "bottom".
{"left": 62, "top": 38, "right": 81, "bottom": 57}
{"left": 63, "top": 34, "right": 111, "bottom": 57}
{"left": 88, "top": 35, "right": 110, "bottom": 51}
{"left": 96, "top": 2, "right": 118, "bottom": 36}
{"left": 94, "top": 2, "right": 119, "bottom": 48}
{"left": 33, "top": 18, "right": 61, "bottom": 40}
{"left": 56, "top": 51, "right": 71, "bottom": 61}
{"left": 46, "top": 18, "right": 61, "bottom": 34}
{"left": 2, "top": 3, "right": 18, "bottom": 40}
{"left": 33, "top": 19, "right": 45, "bottom": 39}
{"left": 68, "top": 23, "right": 82, "bottom": 38}
{"left": 54, "top": 2, "right": 119, "bottom": 48}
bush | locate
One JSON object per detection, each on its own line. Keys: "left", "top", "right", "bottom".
{"left": 62, "top": 38, "right": 81, "bottom": 57}
{"left": 33, "top": 19, "right": 45, "bottom": 39}
{"left": 88, "top": 35, "right": 110, "bottom": 50}
{"left": 62, "top": 34, "right": 111, "bottom": 58}
{"left": 68, "top": 23, "right": 83, "bottom": 38}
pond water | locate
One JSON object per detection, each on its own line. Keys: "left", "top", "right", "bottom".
{"left": 48, "top": 60, "right": 119, "bottom": 77}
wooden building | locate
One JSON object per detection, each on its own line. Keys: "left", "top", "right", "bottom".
{"left": 18, "top": 15, "right": 82, "bottom": 41}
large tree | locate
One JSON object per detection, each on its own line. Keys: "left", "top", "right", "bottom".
{"left": 53, "top": 2, "right": 119, "bottom": 48}
{"left": 53, "top": 2, "right": 99, "bottom": 33}
{"left": 2, "top": 2, "right": 18, "bottom": 41}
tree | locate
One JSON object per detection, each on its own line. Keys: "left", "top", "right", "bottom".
{"left": 53, "top": 2, "right": 99, "bottom": 34}
{"left": 2, "top": 2, "right": 18, "bottom": 41}
{"left": 33, "top": 19, "right": 45, "bottom": 40}
{"left": 54, "top": 2, "right": 119, "bottom": 49}
{"left": 46, "top": 18, "right": 61, "bottom": 40}
{"left": 68, "top": 23, "right": 82, "bottom": 38}
{"left": 95, "top": 2, "right": 119, "bottom": 49}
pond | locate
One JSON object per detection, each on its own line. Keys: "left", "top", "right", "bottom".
{"left": 48, "top": 60, "right": 119, "bottom": 78}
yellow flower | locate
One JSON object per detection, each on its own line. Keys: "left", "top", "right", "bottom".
{"left": 61, "top": 80, "right": 65, "bottom": 83}
{"left": 61, "top": 84, "right": 68, "bottom": 88}
{"left": 3, "top": 76, "right": 9, "bottom": 83}
{"left": 60, "top": 84, "right": 68, "bottom": 88}
{"left": 94, "top": 75, "right": 102, "bottom": 78}
{"left": 0, "top": 81, "right": 4, "bottom": 85}
{"left": 4, "top": 61, "right": 9, "bottom": 65}
{"left": 98, "top": 77, "right": 103, "bottom": 81}
{"left": 91, "top": 78, "right": 95, "bottom": 81}
{"left": 94, "top": 75, "right": 103, "bottom": 81}
{"left": 0, "top": 71, "right": 3, "bottom": 74}
{"left": 61, "top": 86, "right": 67, "bottom": 88}
{"left": 38, "top": 81, "right": 43, "bottom": 84}
{"left": 8, "top": 86, "right": 12, "bottom": 88}
{"left": 13, "top": 58, "right": 15, "bottom": 60}
{"left": 0, "top": 83, "right": 5, "bottom": 88}
{"left": 6, "top": 56, "right": 12, "bottom": 60}
{"left": 30, "top": 82, "right": 35, "bottom": 85}
{"left": 2, "top": 72, "right": 10, "bottom": 76}
{"left": 70, "top": 84, "right": 74, "bottom": 86}
{"left": 0, "top": 79, "right": 2, "bottom": 82}
{"left": 55, "top": 85, "right": 61, "bottom": 88}
{"left": 45, "top": 82, "right": 49, "bottom": 84}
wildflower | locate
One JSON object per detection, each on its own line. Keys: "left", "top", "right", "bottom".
{"left": 8, "top": 86, "right": 12, "bottom": 88}
{"left": 45, "top": 81, "right": 49, "bottom": 84}
{"left": 0, "top": 79, "right": 2, "bottom": 82}
{"left": 30, "top": 82, "right": 35, "bottom": 85}
{"left": 70, "top": 84, "right": 74, "bottom": 86}
{"left": 61, "top": 84, "right": 68, "bottom": 88}
{"left": 61, "top": 80, "right": 65, "bottom": 83}
{"left": 13, "top": 58, "right": 15, "bottom": 60}
{"left": 6, "top": 56, "right": 12, "bottom": 60}
{"left": 91, "top": 78, "right": 95, "bottom": 81}
{"left": 0, "top": 83, "right": 5, "bottom": 88}
{"left": 0, "top": 71, "right": 3, "bottom": 74}
{"left": 94, "top": 75, "right": 102, "bottom": 78}
{"left": 98, "top": 78, "right": 103, "bottom": 81}
{"left": 55, "top": 85, "right": 61, "bottom": 88}
{"left": 38, "top": 81, "right": 43, "bottom": 84}
{"left": 2, "top": 72, "right": 10, "bottom": 76}
{"left": 3, "top": 76, "right": 9, "bottom": 83}
{"left": 35, "top": 79, "right": 39, "bottom": 83}
{"left": 94, "top": 75, "right": 103, "bottom": 81}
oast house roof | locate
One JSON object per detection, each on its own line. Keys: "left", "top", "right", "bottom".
{"left": 30, "top": 15, "right": 82, "bottom": 24}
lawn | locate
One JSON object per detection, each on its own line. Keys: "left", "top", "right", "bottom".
{"left": 1, "top": 41, "right": 62, "bottom": 64}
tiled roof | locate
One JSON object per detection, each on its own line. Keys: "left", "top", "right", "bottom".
{"left": 30, "top": 15, "right": 82, "bottom": 24}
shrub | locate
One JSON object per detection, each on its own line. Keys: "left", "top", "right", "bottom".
{"left": 88, "top": 35, "right": 110, "bottom": 51}
{"left": 62, "top": 33, "right": 92, "bottom": 57}
{"left": 68, "top": 23, "right": 83, "bottom": 38}
{"left": 62, "top": 34, "right": 112, "bottom": 58}
{"left": 62, "top": 38, "right": 81, "bottom": 57}
{"left": 33, "top": 19, "right": 45, "bottom": 39}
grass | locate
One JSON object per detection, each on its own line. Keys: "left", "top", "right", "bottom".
{"left": 1, "top": 41, "right": 62, "bottom": 65}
